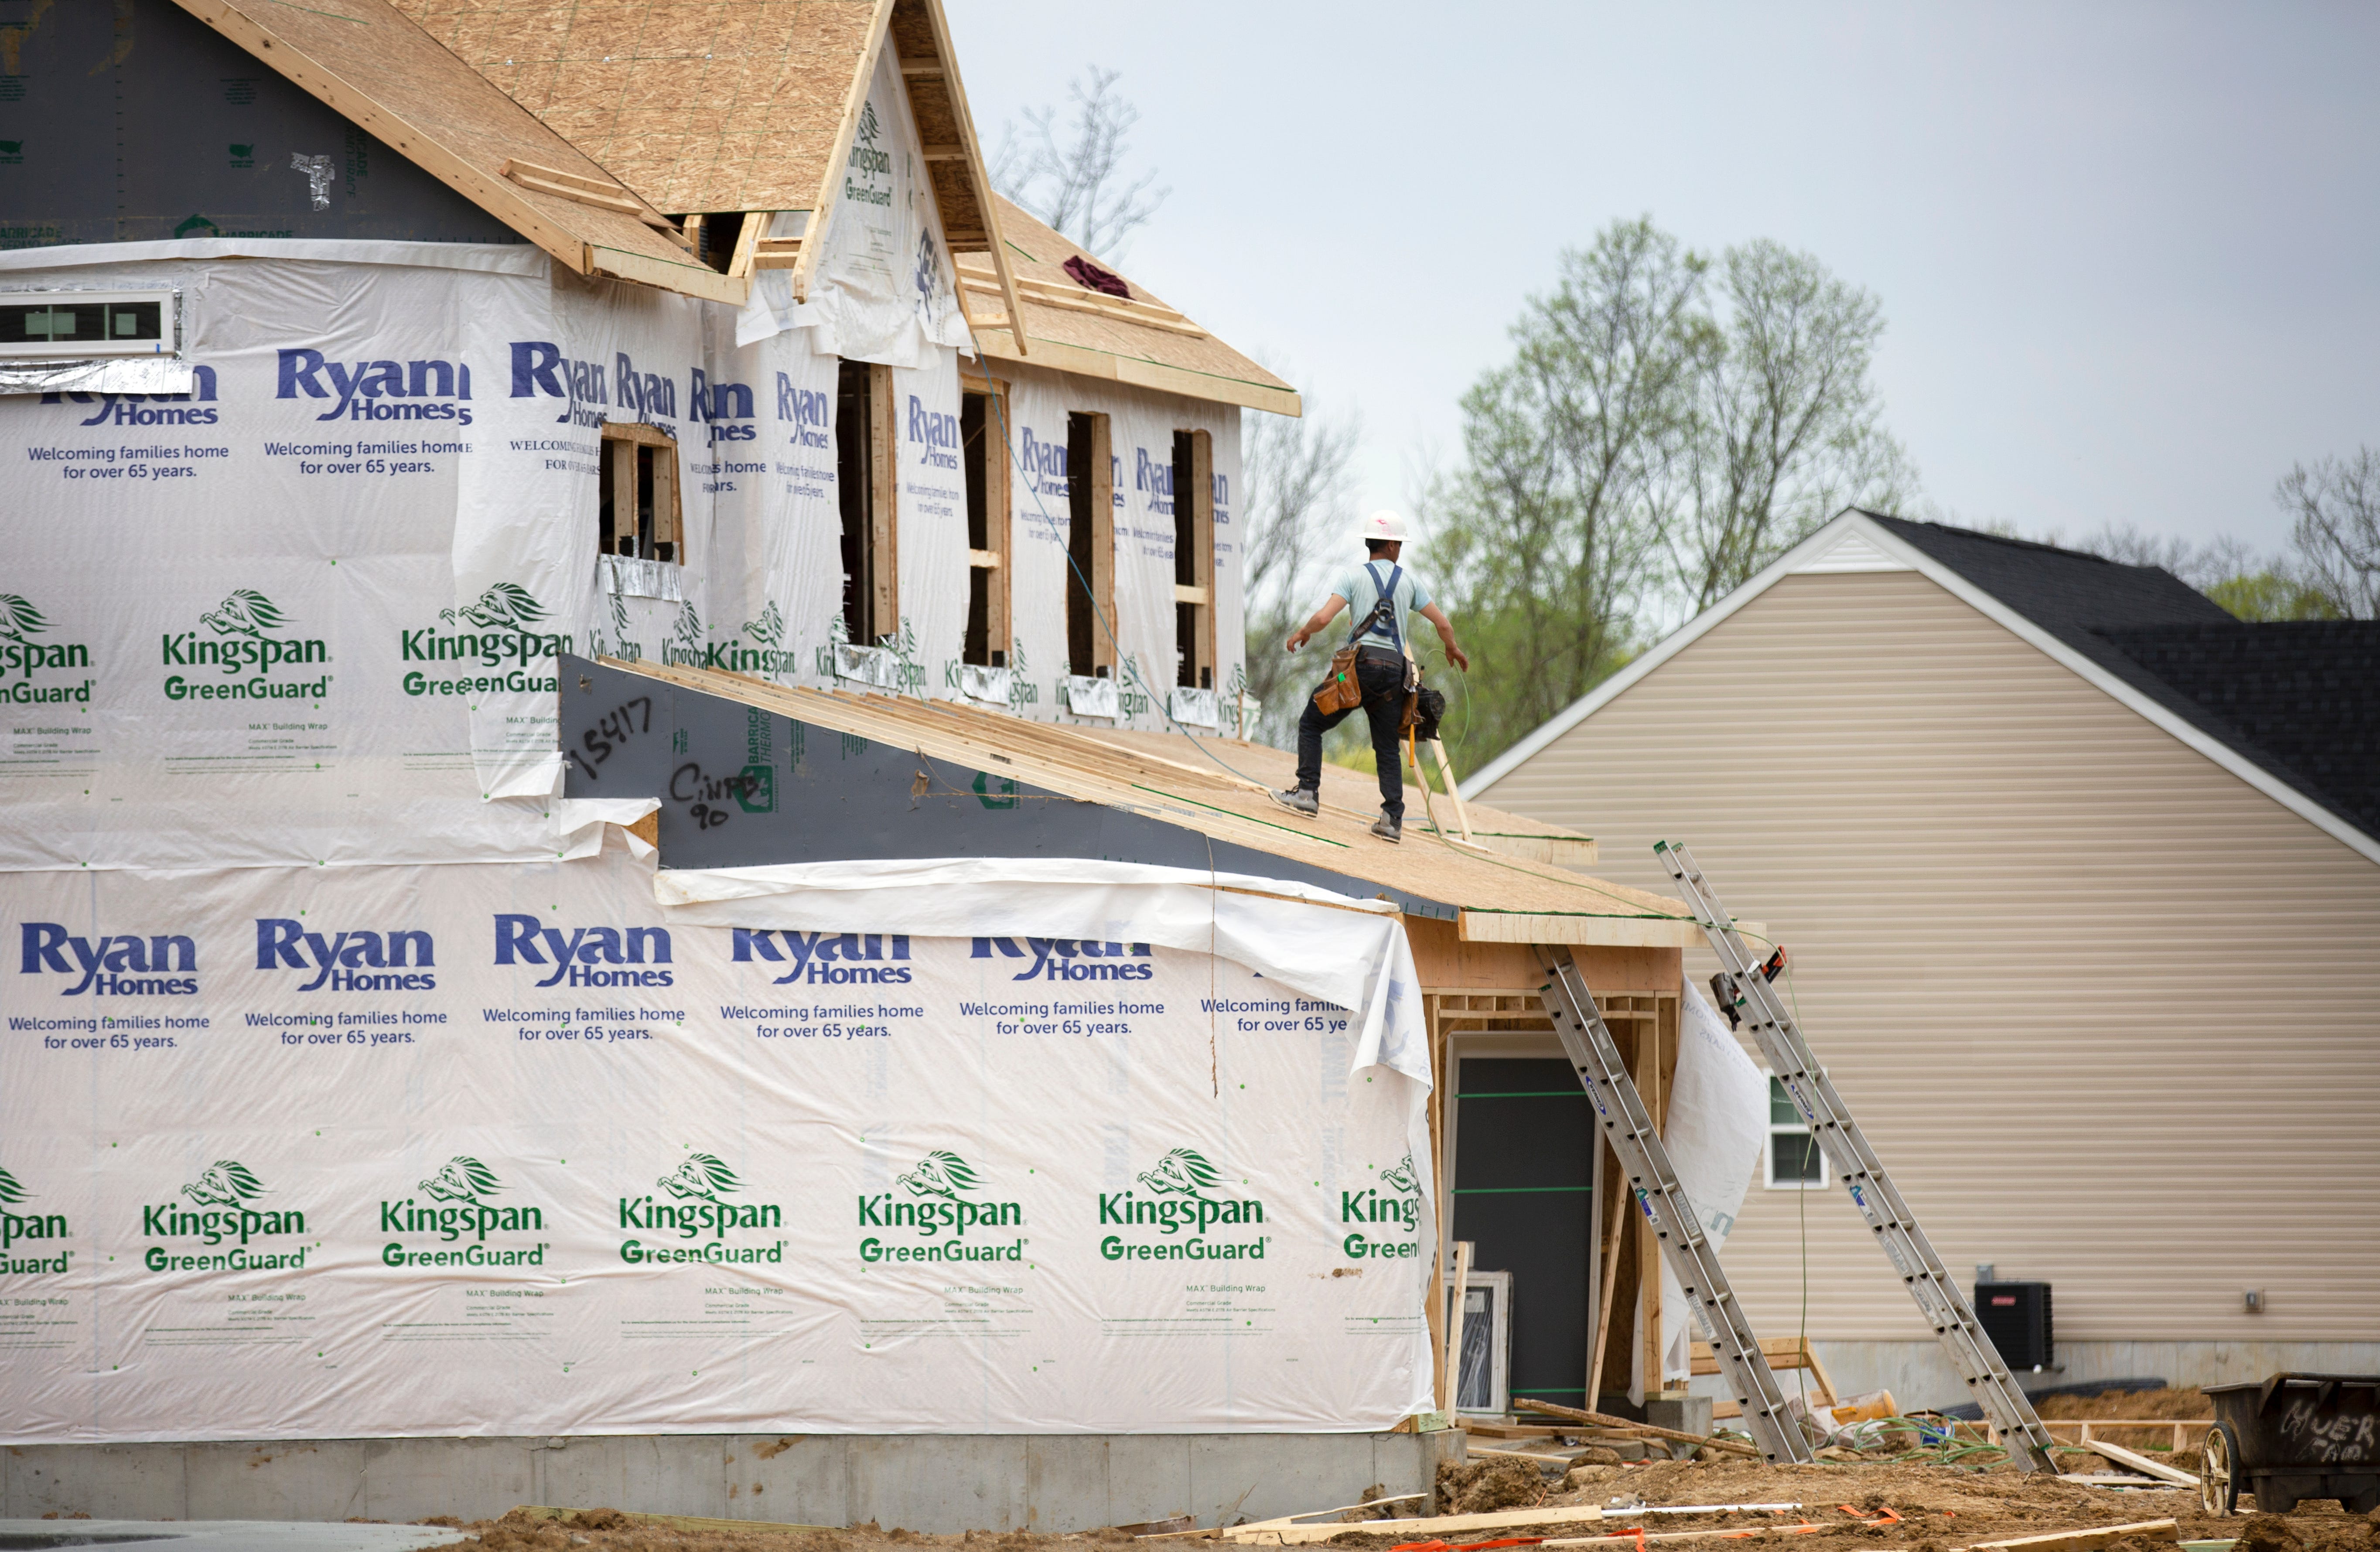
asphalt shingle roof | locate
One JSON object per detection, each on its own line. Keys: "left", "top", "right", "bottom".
{"left": 1862, "top": 514, "right": 2380, "bottom": 845}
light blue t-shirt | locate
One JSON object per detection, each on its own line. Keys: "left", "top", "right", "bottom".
{"left": 1332, "top": 561, "right": 1431, "bottom": 650}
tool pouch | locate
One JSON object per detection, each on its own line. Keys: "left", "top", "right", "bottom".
{"left": 1311, "top": 646, "right": 1362, "bottom": 716}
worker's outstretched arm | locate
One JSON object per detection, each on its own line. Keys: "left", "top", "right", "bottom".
{"left": 1284, "top": 595, "right": 1348, "bottom": 654}
{"left": 1418, "top": 603, "right": 1470, "bottom": 671}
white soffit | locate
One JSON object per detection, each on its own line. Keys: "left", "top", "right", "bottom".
{"left": 1793, "top": 530, "right": 1910, "bottom": 574}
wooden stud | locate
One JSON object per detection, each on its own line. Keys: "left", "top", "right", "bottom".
{"left": 1965, "top": 1521, "right": 2179, "bottom": 1552}
{"left": 652, "top": 440, "right": 679, "bottom": 556}
{"left": 1186, "top": 426, "right": 1215, "bottom": 689}
{"left": 728, "top": 210, "right": 766, "bottom": 280}
{"left": 1444, "top": 1238, "right": 1474, "bottom": 1410}
{"left": 1087, "top": 410, "right": 1115, "bottom": 675}
{"left": 605, "top": 436, "right": 635, "bottom": 553}
{"left": 899, "top": 59, "right": 945, "bottom": 76}
{"left": 1585, "top": 1145, "right": 1630, "bottom": 1413}
{"left": 869, "top": 362, "right": 899, "bottom": 645}
{"left": 921, "top": 143, "right": 966, "bottom": 160}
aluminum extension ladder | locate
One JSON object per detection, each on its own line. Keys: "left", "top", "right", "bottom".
{"left": 1655, "top": 840, "right": 2062, "bottom": 1474}
{"left": 1537, "top": 952, "right": 1815, "bottom": 1464}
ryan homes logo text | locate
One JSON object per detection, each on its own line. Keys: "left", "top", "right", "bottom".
{"left": 279, "top": 350, "right": 472, "bottom": 424}
{"left": 511, "top": 342, "right": 678, "bottom": 430}
{"left": 494, "top": 915, "right": 672, "bottom": 989}
{"left": 381, "top": 1156, "right": 546, "bottom": 1269}
{"left": 2, "top": 1164, "right": 72, "bottom": 1277}
{"left": 141, "top": 1160, "right": 309, "bottom": 1275}
{"left": 256, "top": 919, "right": 434, "bottom": 992}
{"left": 735, "top": 931, "right": 912, "bottom": 986}
{"left": 21, "top": 923, "right": 196, "bottom": 997}
{"left": 1101, "top": 1149, "right": 1267, "bottom": 1263}
{"left": 972, "top": 938, "right": 1154, "bottom": 982}
{"left": 620, "top": 1153, "right": 785, "bottom": 1267}
{"left": 858, "top": 1151, "right": 1025, "bottom": 1265}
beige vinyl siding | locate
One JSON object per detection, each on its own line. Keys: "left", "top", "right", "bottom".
{"left": 1475, "top": 570, "right": 2380, "bottom": 1344}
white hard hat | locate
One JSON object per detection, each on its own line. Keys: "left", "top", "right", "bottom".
{"left": 1361, "top": 510, "right": 1410, "bottom": 542}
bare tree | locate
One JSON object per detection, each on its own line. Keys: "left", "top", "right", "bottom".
{"left": 990, "top": 67, "right": 1169, "bottom": 259}
{"left": 1238, "top": 382, "right": 1363, "bottom": 748}
{"left": 1676, "top": 239, "right": 1914, "bottom": 611}
{"left": 2276, "top": 447, "right": 2380, "bottom": 617}
{"left": 2066, "top": 523, "right": 2257, "bottom": 590}
{"left": 1427, "top": 218, "right": 1707, "bottom": 765}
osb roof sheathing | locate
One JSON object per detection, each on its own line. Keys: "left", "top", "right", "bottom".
{"left": 961, "top": 198, "right": 1301, "bottom": 417}
{"left": 612, "top": 658, "right": 1697, "bottom": 948}
{"left": 173, "top": 0, "right": 734, "bottom": 299}
{"left": 388, "top": 0, "right": 871, "bottom": 219}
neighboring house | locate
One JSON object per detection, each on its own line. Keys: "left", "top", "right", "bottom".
{"left": 1465, "top": 510, "right": 2380, "bottom": 1405}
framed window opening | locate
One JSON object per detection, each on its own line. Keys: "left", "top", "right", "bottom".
{"left": 836, "top": 360, "right": 899, "bottom": 647}
{"left": 597, "top": 423, "right": 682, "bottom": 563}
{"left": 1765, "top": 1075, "right": 1827, "bottom": 1188}
{"left": 962, "top": 378, "right": 1011, "bottom": 668}
{"left": 1065, "top": 409, "right": 1115, "bottom": 678}
{"left": 1171, "top": 428, "right": 1216, "bottom": 689}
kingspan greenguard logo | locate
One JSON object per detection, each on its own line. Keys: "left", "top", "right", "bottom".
{"left": 2, "top": 1163, "right": 73, "bottom": 1276}
{"left": 162, "top": 590, "right": 331, "bottom": 703}
{"left": 141, "top": 1160, "right": 310, "bottom": 1273}
{"left": 2, "top": 594, "right": 93, "bottom": 706}
{"left": 857, "top": 1150, "right": 1026, "bottom": 1265}
{"left": 401, "top": 583, "right": 573, "bottom": 699}
{"left": 381, "top": 1155, "right": 548, "bottom": 1269}
{"left": 1100, "top": 1148, "right": 1267, "bottom": 1263}
{"left": 620, "top": 1152, "right": 785, "bottom": 1266}
{"left": 1339, "top": 1152, "right": 1424, "bottom": 1261}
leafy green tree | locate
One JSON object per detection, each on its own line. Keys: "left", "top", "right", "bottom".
{"left": 1425, "top": 218, "right": 1910, "bottom": 771}
{"left": 2205, "top": 570, "right": 2344, "bottom": 621}
{"left": 1678, "top": 240, "right": 1915, "bottom": 609}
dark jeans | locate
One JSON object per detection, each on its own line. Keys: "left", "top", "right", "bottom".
{"left": 1296, "top": 656, "right": 1407, "bottom": 820}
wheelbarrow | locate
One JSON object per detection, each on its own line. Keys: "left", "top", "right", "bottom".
{"left": 2201, "top": 1373, "right": 2380, "bottom": 1515}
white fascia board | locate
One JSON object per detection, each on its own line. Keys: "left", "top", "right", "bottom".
{"left": 1464, "top": 511, "right": 2380, "bottom": 869}
{"left": 1461, "top": 510, "right": 1878, "bottom": 798}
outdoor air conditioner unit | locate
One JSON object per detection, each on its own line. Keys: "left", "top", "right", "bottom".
{"left": 1975, "top": 1280, "right": 2053, "bottom": 1371}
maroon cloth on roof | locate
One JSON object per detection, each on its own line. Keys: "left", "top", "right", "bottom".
{"left": 1062, "top": 254, "right": 1130, "bottom": 299}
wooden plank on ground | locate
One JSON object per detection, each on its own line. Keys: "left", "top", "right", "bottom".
{"left": 1226, "top": 1504, "right": 1605, "bottom": 1546}
{"left": 512, "top": 1506, "right": 837, "bottom": 1535}
{"left": 2083, "top": 1439, "right": 2200, "bottom": 1488}
{"left": 1515, "top": 1397, "right": 1759, "bottom": 1456}
{"left": 1966, "top": 1519, "right": 2180, "bottom": 1552}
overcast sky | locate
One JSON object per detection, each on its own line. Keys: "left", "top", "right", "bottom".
{"left": 947, "top": 0, "right": 2380, "bottom": 563}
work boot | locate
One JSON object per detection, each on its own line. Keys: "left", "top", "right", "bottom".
{"left": 1270, "top": 786, "right": 1319, "bottom": 818}
{"left": 1371, "top": 810, "right": 1402, "bottom": 844}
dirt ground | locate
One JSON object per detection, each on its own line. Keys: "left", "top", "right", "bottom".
{"left": 430, "top": 1455, "right": 2380, "bottom": 1552}
{"left": 2034, "top": 1390, "right": 2216, "bottom": 1422}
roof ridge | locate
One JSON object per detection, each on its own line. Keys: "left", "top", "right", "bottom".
{"left": 1860, "top": 511, "right": 2134, "bottom": 568}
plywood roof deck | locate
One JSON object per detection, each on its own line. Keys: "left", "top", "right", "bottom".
{"left": 609, "top": 658, "right": 1696, "bottom": 947}
{"left": 960, "top": 198, "right": 1301, "bottom": 416}
{"left": 175, "top": 0, "right": 741, "bottom": 300}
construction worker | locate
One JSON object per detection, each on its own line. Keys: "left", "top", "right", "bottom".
{"left": 1272, "top": 511, "right": 1470, "bottom": 842}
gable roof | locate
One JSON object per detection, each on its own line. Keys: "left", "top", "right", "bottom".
{"left": 173, "top": 0, "right": 743, "bottom": 303}
{"left": 1465, "top": 508, "right": 2380, "bottom": 866}
{"left": 959, "top": 197, "right": 1301, "bottom": 417}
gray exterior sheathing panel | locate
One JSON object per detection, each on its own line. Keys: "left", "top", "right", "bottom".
{"left": 557, "top": 657, "right": 1455, "bottom": 919}
{"left": 0, "top": 0, "right": 523, "bottom": 250}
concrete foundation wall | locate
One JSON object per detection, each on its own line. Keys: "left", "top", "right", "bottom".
{"left": 1687, "top": 1341, "right": 2380, "bottom": 1414}
{"left": 0, "top": 1431, "right": 1461, "bottom": 1532}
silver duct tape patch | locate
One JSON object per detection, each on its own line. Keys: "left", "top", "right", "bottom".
{"left": 0, "top": 357, "right": 195, "bottom": 396}
{"left": 596, "top": 553, "right": 684, "bottom": 602}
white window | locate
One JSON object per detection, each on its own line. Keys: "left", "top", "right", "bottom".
{"left": 0, "top": 290, "right": 176, "bottom": 358}
{"left": 1764, "top": 1075, "right": 1827, "bottom": 1188}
